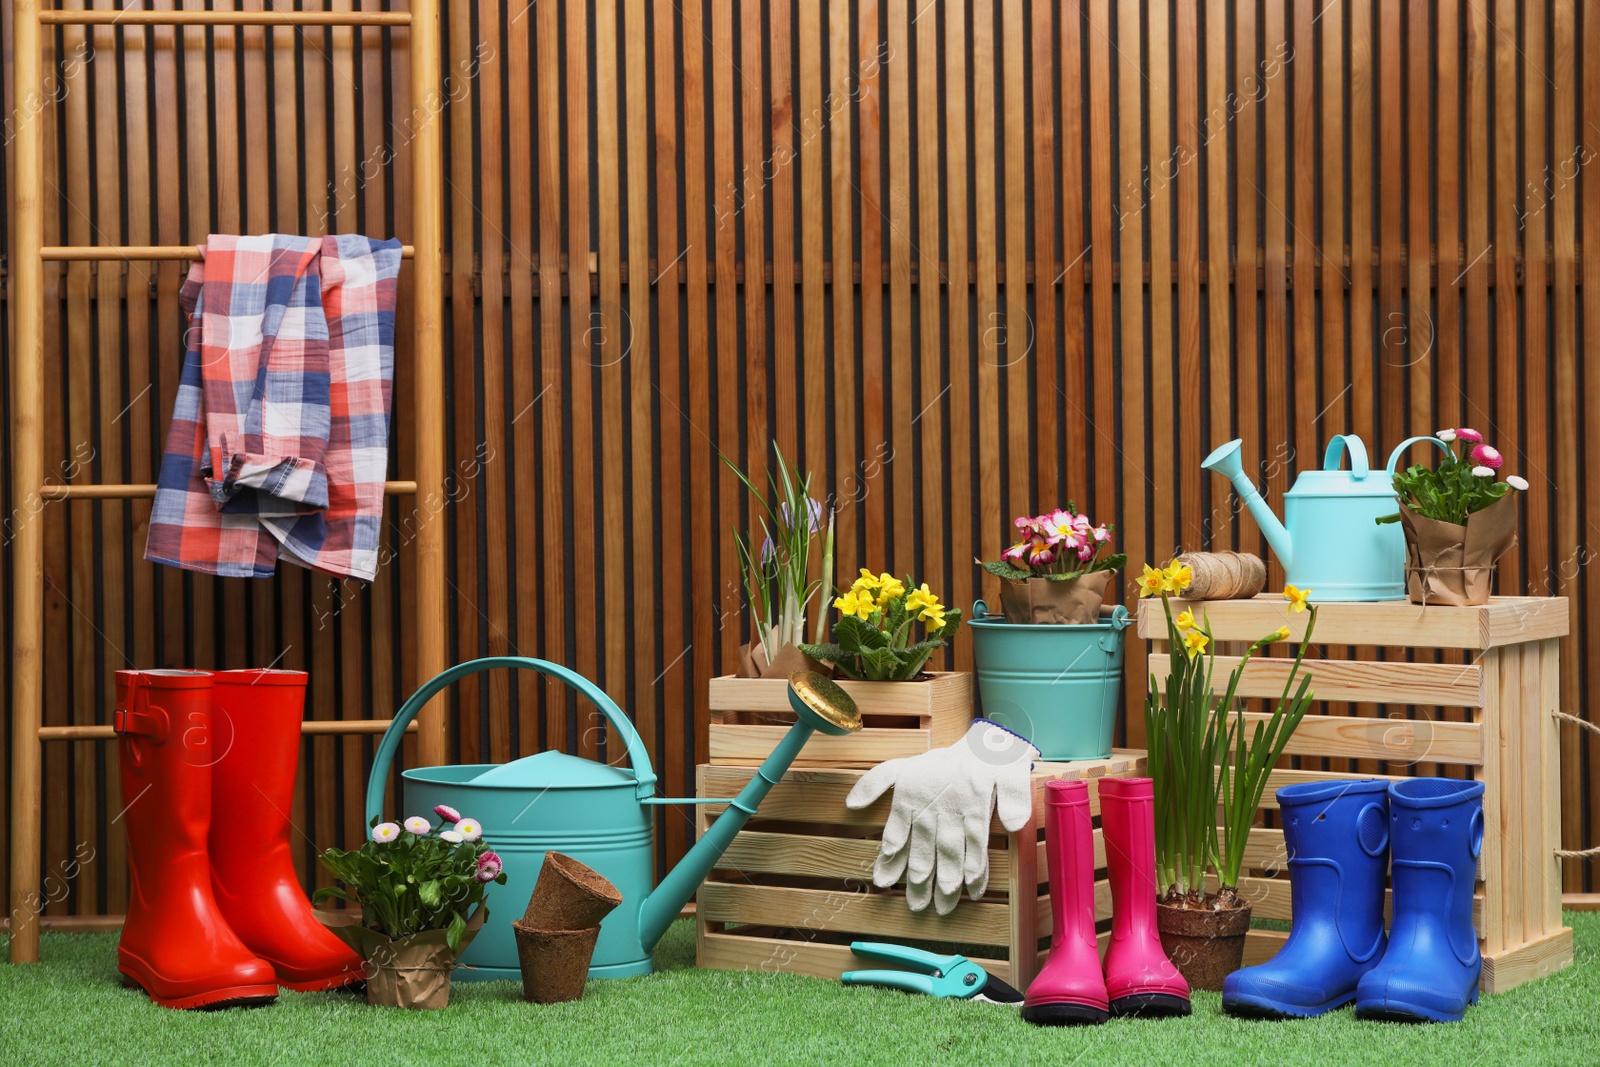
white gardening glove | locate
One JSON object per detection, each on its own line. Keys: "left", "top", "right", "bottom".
{"left": 846, "top": 720, "right": 1038, "bottom": 915}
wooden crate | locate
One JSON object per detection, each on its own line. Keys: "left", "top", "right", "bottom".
{"left": 1137, "top": 594, "right": 1573, "bottom": 994}
{"left": 694, "top": 752, "right": 1151, "bottom": 988}
{"left": 707, "top": 671, "right": 973, "bottom": 767}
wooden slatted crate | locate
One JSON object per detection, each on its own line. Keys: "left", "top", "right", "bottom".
{"left": 707, "top": 671, "right": 973, "bottom": 767}
{"left": 1138, "top": 594, "right": 1572, "bottom": 994}
{"left": 694, "top": 753, "right": 1151, "bottom": 987}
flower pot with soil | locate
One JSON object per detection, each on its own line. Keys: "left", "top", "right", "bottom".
{"left": 1378, "top": 428, "right": 1526, "bottom": 606}
{"left": 1141, "top": 566, "right": 1319, "bottom": 991}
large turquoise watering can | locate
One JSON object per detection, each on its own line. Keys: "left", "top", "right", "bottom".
{"left": 1201, "top": 434, "right": 1447, "bottom": 601}
{"left": 365, "top": 658, "right": 861, "bottom": 980}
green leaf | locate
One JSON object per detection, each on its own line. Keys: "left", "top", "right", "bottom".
{"left": 858, "top": 645, "right": 899, "bottom": 680}
{"left": 418, "top": 880, "right": 443, "bottom": 907}
{"left": 835, "top": 614, "right": 873, "bottom": 654}
{"left": 445, "top": 910, "right": 467, "bottom": 955}
{"left": 982, "top": 559, "right": 1033, "bottom": 581}
{"left": 798, "top": 642, "right": 846, "bottom": 663}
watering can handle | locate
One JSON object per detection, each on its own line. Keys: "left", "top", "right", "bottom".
{"left": 1323, "top": 435, "right": 1371, "bottom": 479}
{"left": 1385, "top": 434, "right": 1452, "bottom": 476}
{"left": 364, "top": 656, "right": 658, "bottom": 823}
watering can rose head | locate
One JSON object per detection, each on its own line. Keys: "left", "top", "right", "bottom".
{"left": 1377, "top": 428, "right": 1528, "bottom": 527}
{"left": 983, "top": 505, "right": 1126, "bottom": 583}
{"left": 800, "top": 571, "right": 961, "bottom": 681}
{"left": 313, "top": 812, "right": 508, "bottom": 953}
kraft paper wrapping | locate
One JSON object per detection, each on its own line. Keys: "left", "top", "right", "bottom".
{"left": 1399, "top": 493, "right": 1519, "bottom": 607}
{"left": 997, "top": 570, "right": 1114, "bottom": 624}
{"left": 735, "top": 628, "right": 828, "bottom": 680}
{"left": 316, "top": 903, "right": 487, "bottom": 1010}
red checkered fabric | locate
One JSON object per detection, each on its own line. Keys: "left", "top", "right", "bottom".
{"left": 145, "top": 234, "right": 401, "bottom": 581}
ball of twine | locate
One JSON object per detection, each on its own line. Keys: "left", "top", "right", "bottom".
{"left": 1175, "top": 551, "right": 1266, "bottom": 600}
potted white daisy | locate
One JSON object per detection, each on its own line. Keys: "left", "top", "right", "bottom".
{"left": 314, "top": 804, "right": 506, "bottom": 1009}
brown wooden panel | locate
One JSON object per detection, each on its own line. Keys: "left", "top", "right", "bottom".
{"left": 9, "top": 0, "right": 1600, "bottom": 917}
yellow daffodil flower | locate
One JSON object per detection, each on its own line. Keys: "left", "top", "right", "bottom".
{"left": 1175, "top": 609, "right": 1195, "bottom": 632}
{"left": 1182, "top": 628, "right": 1210, "bottom": 660}
{"left": 1283, "top": 584, "right": 1311, "bottom": 613}
{"left": 1137, "top": 564, "right": 1167, "bottom": 598}
{"left": 1162, "top": 560, "right": 1194, "bottom": 594}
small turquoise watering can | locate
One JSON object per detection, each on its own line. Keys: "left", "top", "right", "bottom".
{"left": 365, "top": 658, "right": 861, "bottom": 980}
{"left": 1201, "top": 434, "right": 1447, "bottom": 601}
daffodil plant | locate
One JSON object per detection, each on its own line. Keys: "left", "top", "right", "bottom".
{"left": 801, "top": 570, "right": 962, "bottom": 681}
{"left": 1140, "top": 564, "right": 1318, "bottom": 908}
{"left": 724, "top": 445, "right": 836, "bottom": 661}
{"left": 314, "top": 805, "right": 507, "bottom": 953}
{"left": 983, "top": 505, "right": 1126, "bottom": 581}
{"left": 1376, "top": 427, "right": 1529, "bottom": 525}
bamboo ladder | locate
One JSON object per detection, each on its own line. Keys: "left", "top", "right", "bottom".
{"left": 7, "top": 2, "right": 450, "bottom": 964}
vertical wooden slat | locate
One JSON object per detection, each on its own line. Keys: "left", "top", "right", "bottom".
{"left": 919, "top": 0, "right": 948, "bottom": 601}
{"left": 1232, "top": 0, "right": 1261, "bottom": 560}
{"left": 1519, "top": 0, "right": 1549, "bottom": 618}
{"left": 999, "top": 0, "right": 1028, "bottom": 523}
{"left": 508, "top": 0, "right": 539, "bottom": 747}
{"left": 944, "top": 0, "right": 974, "bottom": 669}
{"left": 1260, "top": 1, "right": 1289, "bottom": 540}
{"left": 1290, "top": 0, "right": 1316, "bottom": 471}
{"left": 1174, "top": 0, "right": 1201, "bottom": 550}
{"left": 596, "top": 0, "right": 628, "bottom": 715}
{"left": 1434, "top": 0, "right": 1460, "bottom": 430}
{"left": 1577, "top": 0, "right": 1600, "bottom": 893}
{"left": 1320, "top": 2, "right": 1348, "bottom": 441}
{"left": 1490, "top": 0, "right": 1519, "bottom": 584}
{"left": 797, "top": 0, "right": 828, "bottom": 492}
{"left": 566, "top": 0, "right": 599, "bottom": 759}
{"left": 710, "top": 0, "right": 741, "bottom": 679}
{"left": 1060, "top": 0, "right": 1089, "bottom": 517}
{"left": 973, "top": 0, "right": 1001, "bottom": 573}
{"left": 858, "top": 0, "right": 887, "bottom": 567}
{"left": 1406, "top": 0, "right": 1432, "bottom": 436}
{"left": 1087, "top": 0, "right": 1115, "bottom": 566}
{"left": 739, "top": 0, "right": 769, "bottom": 514}
{"left": 769, "top": 0, "right": 798, "bottom": 461}
{"left": 536, "top": 0, "right": 569, "bottom": 756}
{"left": 1146, "top": 0, "right": 1174, "bottom": 566}
{"left": 1347, "top": 0, "right": 1375, "bottom": 444}
{"left": 885, "top": 0, "right": 913, "bottom": 562}
{"left": 828, "top": 0, "right": 857, "bottom": 587}
{"left": 1203, "top": 0, "right": 1231, "bottom": 548}
{"left": 1116, "top": 0, "right": 1145, "bottom": 589}
{"left": 1029, "top": 1, "right": 1057, "bottom": 510}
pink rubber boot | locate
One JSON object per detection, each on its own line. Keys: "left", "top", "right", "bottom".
{"left": 1022, "top": 780, "right": 1109, "bottom": 1026}
{"left": 1100, "top": 777, "right": 1191, "bottom": 1017}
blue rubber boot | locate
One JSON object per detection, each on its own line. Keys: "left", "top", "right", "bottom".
{"left": 1355, "top": 778, "right": 1485, "bottom": 1023}
{"left": 1222, "top": 778, "right": 1391, "bottom": 1018}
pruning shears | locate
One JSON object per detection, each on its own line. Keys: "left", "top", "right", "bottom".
{"left": 839, "top": 941, "right": 1024, "bottom": 1005}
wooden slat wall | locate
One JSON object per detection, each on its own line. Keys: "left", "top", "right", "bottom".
{"left": 5, "top": 1, "right": 1600, "bottom": 919}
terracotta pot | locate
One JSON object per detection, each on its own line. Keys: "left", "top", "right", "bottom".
{"left": 513, "top": 921, "right": 602, "bottom": 1004}
{"left": 1155, "top": 899, "right": 1252, "bottom": 992}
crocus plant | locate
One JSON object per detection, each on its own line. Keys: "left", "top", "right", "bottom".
{"left": 801, "top": 570, "right": 962, "bottom": 681}
{"left": 983, "top": 504, "right": 1126, "bottom": 581}
{"left": 314, "top": 805, "right": 507, "bottom": 953}
{"left": 724, "top": 445, "right": 836, "bottom": 661}
{"left": 1377, "top": 427, "right": 1529, "bottom": 526}
{"left": 1141, "top": 565, "right": 1317, "bottom": 909}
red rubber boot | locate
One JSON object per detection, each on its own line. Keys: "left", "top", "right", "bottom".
{"left": 1100, "top": 777, "right": 1191, "bottom": 1017}
{"left": 208, "top": 669, "right": 364, "bottom": 992}
{"left": 1022, "top": 780, "right": 1109, "bottom": 1025}
{"left": 114, "top": 670, "right": 279, "bottom": 1009}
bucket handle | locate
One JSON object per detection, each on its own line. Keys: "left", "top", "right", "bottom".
{"left": 364, "top": 657, "right": 658, "bottom": 824}
{"left": 1384, "top": 434, "right": 1452, "bottom": 476}
{"left": 1322, "top": 435, "right": 1371, "bottom": 479}
{"left": 971, "top": 599, "right": 1130, "bottom": 637}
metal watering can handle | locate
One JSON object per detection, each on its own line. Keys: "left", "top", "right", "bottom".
{"left": 364, "top": 656, "right": 659, "bottom": 824}
{"left": 1385, "top": 434, "right": 1452, "bottom": 476}
{"left": 1323, "top": 434, "right": 1372, "bottom": 479}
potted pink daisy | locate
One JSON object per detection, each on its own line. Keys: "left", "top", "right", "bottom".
{"left": 984, "top": 504, "right": 1125, "bottom": 624}
{"left": 1378, "top": 428, "right": 1527, "bottom": 605}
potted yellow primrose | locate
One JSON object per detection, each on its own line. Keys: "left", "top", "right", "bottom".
{"left": 1140, "top": 562, "right": 1318, "bottom": 990}
{"left": 710, "top": 569, "right": 971, "bottom": 767}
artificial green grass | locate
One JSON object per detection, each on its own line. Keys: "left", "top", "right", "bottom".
{"left": 4, "top": 913, "right": 1597, "bottom": 1066}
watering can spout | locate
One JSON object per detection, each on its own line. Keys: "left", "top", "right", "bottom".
{"left": 1201, "top": 439, "right": 1293, "bottom": 569}
{"left": 635, "top": 672, "right": 862, "bottom": 953}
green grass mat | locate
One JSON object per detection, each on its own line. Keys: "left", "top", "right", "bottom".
{"left": 3, "top": 912, "right": 1597, "bottom": 1066}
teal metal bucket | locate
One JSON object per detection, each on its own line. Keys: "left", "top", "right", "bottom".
{"left": 967, "top": 600, "right": 1131, "bottom": 760}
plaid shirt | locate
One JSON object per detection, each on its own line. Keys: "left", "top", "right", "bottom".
{"left": 146, "top": 234, "right": 401, "bottom": 581}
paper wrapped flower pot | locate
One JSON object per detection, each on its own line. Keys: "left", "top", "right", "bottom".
{"left": 997, "top": 570, "right": 1112, "bottom": 625}
{"left": 1398, "top": 493, "right": 1518, "bottom": 606}
{"left": 513, "top": 922, "right": 602, "bottom": 1003}
{"left": 315, "top": 904, "right": 487, "bottom": 1010}
{"left": 524, "top": 851, "right": 623, "bottom": 931}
